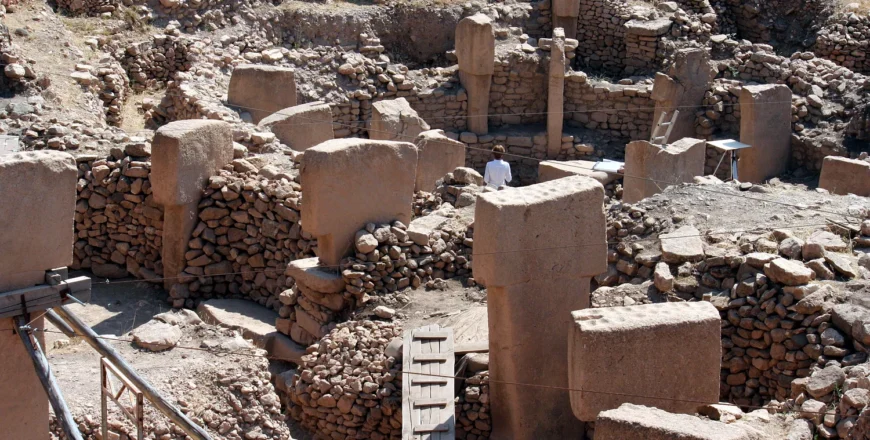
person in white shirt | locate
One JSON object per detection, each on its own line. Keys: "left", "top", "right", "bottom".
{"left": 484, "top": 145, "right": 512, "bottom": 189}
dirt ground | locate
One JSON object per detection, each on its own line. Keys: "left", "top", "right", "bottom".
{"left": 44, "top": 272, "right": 311, "bottom": 439}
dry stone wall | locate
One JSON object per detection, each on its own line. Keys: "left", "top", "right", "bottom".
{"left": 815, "top": 13, "right": 870, "bottom": 76}
{"left": 488, "top": 50, "right": 547, "bottom": 127}
{"left": 595, "top": 193, "right": 869, "bottom": 410}
{"left": 281, "top": 320, "right": 491, "bottom": 440}
{"left": 574, "top": 0, "right": 631, "bottom": 74}
{"left": 115, "top": 34, "right": 198, "bottom": 91}
{"left": 563, "top": 73, "right": 654, "bottom": 141}
{"left": 71, "top": 147, "right": 164, "bottom": 281}
{"left": 173, "top": 166, "right": 316, "bottom": 310}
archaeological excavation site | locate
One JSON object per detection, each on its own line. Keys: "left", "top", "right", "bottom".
{"left": 4, "top": 0, "right": 870, "bottom": 438}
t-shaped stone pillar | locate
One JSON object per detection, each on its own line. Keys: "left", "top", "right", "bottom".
{"left": 456, "top": 13, "right": 495, "bottom": 135}
{"left": 0, "top": 150, "right": 76, "bottom": 440}
{"left": 650, "top": 48, "right": 715, "bottom": 142}
{"left": 473, "top": 176, "right": 607, "bottom": 439}
{"left": 151, "top": 120, "right": 234, "bottom": 290}
{"left": 547, "top": 28, "right": 567, "bottom": 159}
{"left": 737, "top": 84, "right": 792, "bottom": 183}
{"left": 551, "top": 0, "right": 580, "bottom": 39}
{"left": 301, "top": 138, "right": 418, "bottom": 266}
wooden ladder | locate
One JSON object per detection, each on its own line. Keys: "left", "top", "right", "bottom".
{"left": 402, "top": 324, "right": 456, "bottom": 440}
{"left": 651, "top": 109, "right": 680, "bottom": 147}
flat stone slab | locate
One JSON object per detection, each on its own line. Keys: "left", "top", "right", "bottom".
{"left": 285, "top": 257, "right": 346, "bottom": 293}
{"left": 660, "top": 226, "right": 705, "bottom": 264}
{"left": 538, "top": 160, "right": 621, "bottom": 185}
{"left": 625, "top": 19, "right": 673, "bottom": 37}
{"left": 596, "top": 404, "right": 752, "bottom": 440}
{"left": 197, "top": 299, "right": 305, "bottom": 364}
{"left": 407, "top": 215, "right": 449, "bottom": 246}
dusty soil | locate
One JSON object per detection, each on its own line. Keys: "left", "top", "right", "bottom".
{"left": 45, "top": 272, "right": 311, "bottom": 439}
{"left": 633, "top": 180, "right": 870, "bottom": 238}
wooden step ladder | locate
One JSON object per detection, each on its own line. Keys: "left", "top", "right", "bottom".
{"left": 650, "top": 110, "right": 680, "bottom": 147}
{"left": 402, "top": 324, "right": 456, "bottom": 440}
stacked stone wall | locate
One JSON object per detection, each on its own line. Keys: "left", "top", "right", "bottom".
{"left": 488, "top": 51, "right": 547, "bottom": 127}
{"left": 71, "top": 147, "right": 164, "bottom": 281}
{"left": 814, "top": 13, "right": 870, "bottom": 76}
{"left": 563, "top": 73, "right": 654, "bottom": 142}
{"left": 575, "top": 0, "right": 631, "bottom": 74}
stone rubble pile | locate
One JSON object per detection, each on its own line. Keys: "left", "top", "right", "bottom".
{"left": 174, "top": 165, "right": 316, "bottom": 310}
{"left": 114, "top": 33, "right": 198, "bottom": 91}
{"left": 455, "top": 370, "right": 491, "bottom": 440}
{"left": 814, "top": 12, "right": 870, "bottom": 76}
{"left": 594, "top": 193, "right": 870, "bottom": 410}
{"left": 51, "top": 320, "right": 290, "bottom": 440}
{"left": 783, "top": 360, "right": 870, "bottom": 439}
{"left": 283, "top": 320, "right": 404, "bottom": 440}
{"left": 342, "top": 217, "right": 473, "bottom": 298}
{"left": 71, "top": 59, "right": 131, "bottom": 127}
{"left": 71, "top": 147, "right": 164, "bottom": 281}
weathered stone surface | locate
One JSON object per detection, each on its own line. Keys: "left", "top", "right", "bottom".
{"left": 152, "top": 120, "right": 233, "bottom": 289}
{"left": 0, "top": 151, "right": 76, "bottom": 291}
{"left": 407, "top": 215, "right": 449, "bottom": 246}
{"left": 651, "top": 49, "right": 715, "bottom": 142}
{"left": 623, "top": 138, "right": 706, "bottom": 204}
{"left": 538, "top": 160, "right": 620, "bottom": 185}
{"left": 258, "top": 101, "right": 333, "bottom": 151}
{"left": 301, "top": 139, "right": 417, "bottom": 265}
{"left": 806, "top": 365, "right": 846, "bottom": 399}
{"left": 595, "top": 404, "right": 751, "bottom": 440}
{"left": 570, "top": 302, "right": 721, "bottom": 421}
{"left": 626, "top": 19, "right": 673, "bottom": 37}
{"left": 131, "top": 320, "right": 182, "bottom": 351}
{"left": 819, "top": 156, "right": 870, "bottom": 196}
{"left": 660, "top": 226, "right": 705, "bottom": 264}
{"left": 474, "top": 176, "right": 606, "bottom": 440}
{"left": 456, "top": 13, "right": 494, "bottom": 134}
{"left": 227, "top": 64, "right": 297, "bottom": 123}
{"left": 413, "top": 129, "right": 465, "bottom": 192}
{"left": 737, "top": 85, "right": 792, "bottom": 183}
{"left": 764, "top": 259, "right": 816, "bottom": 286}
{"left": 285, "top": 257, "right": 346, "bottom": 294}
{"left": 369, "top": 98, "right": 430, "bottom": 142}
{"left": 197, "top": 299, "right": 305, "bottom": 363}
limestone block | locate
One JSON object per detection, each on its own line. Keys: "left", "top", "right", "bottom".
{"left": 414, "top": 129, "right": 466, "bottom": 192}
{"left": 258, "top": 101, "right": 334, "bottom": 151}
{"left": 474, "top": 176, "right": 607, "bottom": 287}
{"left": 455, "top": 13, "right": 495, "bottom": 76}
{"left": 625, "top": 19, "right": 673, "bottom": 37}
{"left": 660, "top": 226, "right": 705, "bottom": 264}
{"left": 152, "top": 120, "right": 233, "bottom": 288}
{"left": 474, "top": 176, "right": 606, "bottom": 439}
{"left": 538, "top": 160, "right": 620, "bottom": 185}
{"left": 460, "top": 71, "right": 492, "bottom": 135}
{"left": 652, "top": 49, "right": 715, "bottom": 142}
{"left": 595, "top": 404, "right": 751, "bottom": 440}
{"left": 285, "top": 257, "right": 346, "bottom": 293}
{"left": 0, "top": 317, "right": 47, "bottom": 440}
{"left": 0, "top": 151, "right": 76, "bottom": 291}
{"left": 407, "top": 215, "right": 449, "bottom": 246}
{"left": 227, "top": 64, "right": 297, "bottom": 123}
{"left": 569, "top": 302, "right": 721, "bottom": 421}
{"left": 369, "top": 98, "right": 430, "bottom": 142}
{"left": 552, "top": 0, "right": 580, "bottom": 18}
{"left": 151, "top": 120, "right": 234, "bottom": 206}
{"left": 818, "top": 156, "right": 870, "bottom": 196}
{"left": 301, "top": 139, "right": 417, "bottom": 265}
{"left": 547, "top": 28, "right": 566, "bottom": 159}
{"left": 738, "top": 84, "right": 792, "bottom": 183}
{"left": 623, "top": 138, "right": 705, "bottom": 204}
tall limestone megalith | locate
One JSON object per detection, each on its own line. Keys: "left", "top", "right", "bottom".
{"left": 474, "top": 176, "right": 607, "bottom": 439}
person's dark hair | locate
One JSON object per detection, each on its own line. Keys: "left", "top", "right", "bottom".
{"left": 492, "top": 145, "right": 505, "bottom": 160}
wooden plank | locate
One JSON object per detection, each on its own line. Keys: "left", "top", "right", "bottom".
{"left": 411, "top": 378, "right": 448, "bottom": 385}
{"left": 437, "top": 324, "right": 456, "bottom": 440}
{"left": 413, "top": 353, "right": 448, "bottom": 363}
{"left": 414, "top": 424, "right": 450, "bottom": 434}
{"left": 413, "top": 397, "right": 451, "bottom": 408}
{"left": 421, "top": 325, "right": 435, "bottom": 440}
{"left": 455, "top": 341, "right": 488, "bottom": 355}
{"left": 0, "top": 276, "right": 91, "bottom": 319}
{"left": 413, "top": 331, "right": 449, "bottom": 340}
